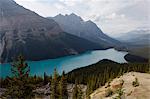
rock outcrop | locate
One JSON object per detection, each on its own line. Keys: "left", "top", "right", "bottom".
{"left": 90, "top": 72, "right": 150, "bottom": 99}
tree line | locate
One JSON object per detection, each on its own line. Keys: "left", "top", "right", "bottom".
{"left": 0, "top": 55, "right": 83, "bottom": 99}
{"left": 0, "top": 57, "right": 149, "bottom": 98}
{"left": 66, "top": 59, "right": 149, "bottom": 97}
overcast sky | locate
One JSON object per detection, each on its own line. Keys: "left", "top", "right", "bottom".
{"left": 14, "top": 0, "right": 149, "bottom": 37}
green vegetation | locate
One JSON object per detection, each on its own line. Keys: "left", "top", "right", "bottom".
{"left": 44, "top": 72, "right": 49, "bottom": 85}
{"left": 132, "top": 77, "right": 139, "bottom": 87}
{"left": 128, "top": 46, "right": 150, "bottom": 59}
{"left": 0, "top": 57, "right": 149, "bottom": 98}
{"left": 72, "top": 80, "right": 83, "bottom": 99}
{"left": 0, "top": 57, "right": 68, "bottom": 99}
{"left": 2, "top": 55, "right": 33, "bottom": 98}
{"left": 113, "top": 88, "right": 125, "bottom": 99}
{"left": 59, "top": 71, "right": 68, "bottom": 99}
{"left": 50, "top": 69, "right": 68, "bottom": 99}
{"left": 66, "top": 59, "right": 149, "bottom": 97}
{"left": 50, "top": 68, "right": 60, "bottom": 99}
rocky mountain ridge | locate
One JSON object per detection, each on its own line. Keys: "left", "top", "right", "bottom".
{"left": 0, "top": 0, "right": 101, "bottom": 63}
{"left": 49, "top": 13, "right": 124, "bottom": 48}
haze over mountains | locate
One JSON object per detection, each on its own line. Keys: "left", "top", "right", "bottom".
{"left": 50, "top": 14, "right": 123, "bottom": 48}
{"left": 0, "top": 0, "right": 101, "bottom": 62}
{"left": 117, "top": 29, "right": 150, "bottom": 60}
{"left": 0, "top": 1, "right": 149, "bottom": 98}
{"left": 116, "top": 29, "right": 150, "bottom": 46}
{"left": 0, "top": 0, "right": 148, "bottom": 63}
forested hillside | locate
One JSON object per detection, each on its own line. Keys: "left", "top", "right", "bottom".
{"left": 0, "top": 58, "right": 149, "bottom": 98}
{"left": 66, "top": 59, "right": 150, "bottom": 96}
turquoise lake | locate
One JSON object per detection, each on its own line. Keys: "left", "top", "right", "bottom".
{"left": 0, "top": 48, "right": 128, "bottom": 78}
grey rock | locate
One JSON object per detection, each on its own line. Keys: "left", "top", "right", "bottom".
{"left": 0, "top": 0, "right": 101, "bottom": 63}
{"left": 49, "top": 13, "right": 123, "bottom": 48}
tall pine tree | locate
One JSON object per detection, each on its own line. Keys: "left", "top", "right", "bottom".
{"left": 59, "top": 71, "right": 68, "bottom": 99}
{"left": 51, "top": 68, "right": 59, "bottom": 99}
{"left": 44, "top": 72, "right": 48, "bottom": 85}
{"left": 4, "top": 55, "right": 33, "bottom": 98}
{"left": 72, "top": 80, "right": 83, "bottom": 99}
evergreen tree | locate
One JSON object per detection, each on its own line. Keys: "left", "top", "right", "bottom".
{"left": 59, "top": 71, "right": 68, "bottom": 99}
{"left": 72, "top": 80, "right": 83, "bottom": 99}
{"left": 77, "top": 85, "right": 83, "bottom": 99}
{"left": 51, "top": 68, "right": 59, "bottom": 99}
{"left": 4, "top": 55, "right": 33, "bottom": 98}
{"left": 67, "top": 60, "right": 149, "bottom": 96}
{"left": 86, "top": 81, "right": 92, "bottom": 99}
{"left": 11, "top": 55, "right": 30, "bottom": 78}
{"left": 44, "top": 72, "right": 48, "bottom": 85}
{"left": 73, "top": 81, "right": 78, "bottom": 99}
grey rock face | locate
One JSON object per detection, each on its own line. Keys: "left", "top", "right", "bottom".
{"left": 50, "top": 13, "right": 122, "bottom": 48}
{"left": 0, "top": 0, "right": 100, "bottom": 62}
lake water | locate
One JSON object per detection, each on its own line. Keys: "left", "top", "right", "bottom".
{"left": 0, "top": 48, "right": 128, "bottom": 78}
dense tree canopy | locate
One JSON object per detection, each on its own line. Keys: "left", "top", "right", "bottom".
{"left": 66, "top": 59, "right": 149, "bottom": 96}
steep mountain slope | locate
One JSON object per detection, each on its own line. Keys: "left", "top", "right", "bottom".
{"left": 49, "top": 14, "right": 123, "bottom": 48}
{"left": 0, "top": 0, "right": 101, "bottom": 63}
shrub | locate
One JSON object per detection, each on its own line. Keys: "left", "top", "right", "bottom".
{"left": 132, "top": 77, "right": 139, "bottom": 87}
{"left": 113, "top": 87, "right": 125, "bottom": 99}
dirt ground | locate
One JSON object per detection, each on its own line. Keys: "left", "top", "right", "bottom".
{"left": 90, "top": 72, "right": 150, "bottom": 99}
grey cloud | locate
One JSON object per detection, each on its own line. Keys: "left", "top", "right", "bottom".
{"left": 14, "top": 0, "right": 149, "bottom": 36}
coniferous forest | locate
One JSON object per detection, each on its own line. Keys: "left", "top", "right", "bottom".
{"left": 0, "top": 0, "right": 149, "bottom": 98}
{"left": 0, "top": 56, "right": 149, "bottom": 98}
{"left": 66, "top": 59, "right": 149, "bottom": 97}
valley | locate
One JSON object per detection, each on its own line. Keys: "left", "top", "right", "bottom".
{"left": 0, "top": 48, "right": 127, "bottom": 78}
{"left": 0, "top": 0, "right": 149, "bottom": 99}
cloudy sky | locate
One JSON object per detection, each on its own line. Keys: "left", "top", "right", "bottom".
{"left": 14, "top": 0, "right": 149, "bottom": 37}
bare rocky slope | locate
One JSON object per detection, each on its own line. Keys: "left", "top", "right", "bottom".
{"left": 0, "top": 0, "right": 101, "bottom": 63}
{"left": 0, "top": 72, "right": 149, "bottom": 99}
{"left": 90, "top": 72, "right": 150, "bottom": 99}
{"left": 49, "top": 14, "right": 124, "bottom": 48}
{"left": 33, "top": 84, "right": 87, "bottom": 99}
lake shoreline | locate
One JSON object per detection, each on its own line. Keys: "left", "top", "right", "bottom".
{"left": 0, "top": 47, "right": 118, "bottom": 65}
{"left": 124, "top": 54, "right": 149, "bottom": 63}
{"left": 0, "top": 48, "right": 128, "bottom": 78}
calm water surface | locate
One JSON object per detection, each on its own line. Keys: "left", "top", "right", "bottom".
{"left": 0, "top": 48, "right": 128, "bottom": 78}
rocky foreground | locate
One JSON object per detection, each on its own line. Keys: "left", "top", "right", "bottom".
{"left": 32, "top": 84, "right": 87, "bottom": 99}
{"left": 90, "top": 72, "right": 150, "bottom": 99}
{"left": 1, "top": 72, "right": 149, "bottom": 99}
{"left": 0, "top": 84, "right": 87, "bottom": 99}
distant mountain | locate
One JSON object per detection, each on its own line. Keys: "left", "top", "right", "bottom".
{"left": 49, "top": 13, "right": 123, "bottom": 48}
{"left": 0, "top": 0, "right": 101, "bottom": 63}
{"left": 116, "top": 29, "right": 150, "bottom": 46}
{"left": 116, "top": 29, "right": 150, "bottom": 59}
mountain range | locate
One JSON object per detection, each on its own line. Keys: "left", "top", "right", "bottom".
{"left": 49, "top": 14, "right": 123, "bottom": 48}
{"left": 116, "top": 29, "right": 150, "bottom": 46}
{"left": 0, "top": 0, "right": 134, "bottom": 63}
{"left": 116, "top": 29, "right": 150, "bottom": 59}
{"left": 0, "top": 0, "right": 102, "bottom": 63}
